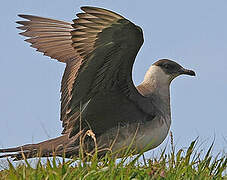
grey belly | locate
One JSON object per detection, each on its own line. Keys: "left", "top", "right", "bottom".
{"left": 81, "top": 92, "right": 171, "bottom": 157}
{"left": 95, "top": 115, "right": 171, "bottom": 157}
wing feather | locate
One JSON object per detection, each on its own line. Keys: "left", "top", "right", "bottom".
{"left": 61, "top": 7, "right": 156, "bottom": 137}
{"left": 17, "top": 7, "right": 156, "bottom": 138}
{"left": 17, "top": 14, "right": 83, "bottom": 133}
{"left": 18, "top": 14, "right": 72, "bottom": 25}
{"left": 17, "top": 15, "right": 76, "bottom": 62}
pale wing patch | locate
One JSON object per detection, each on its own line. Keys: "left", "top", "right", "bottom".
{"left": 17, "top": 15, "right": 77, "bottom": 62}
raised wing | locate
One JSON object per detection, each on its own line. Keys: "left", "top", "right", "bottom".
{"left": 17, "top": 7, "right": 157, "bottom": 138}
{"left": 16, "top": 15, "right": 83, "bottom": 131}
{"left": 62, "top": 7, "right": 157, "bottom": 137}
{"left": 16, "top": 15, "right": 79, "bottom": 62}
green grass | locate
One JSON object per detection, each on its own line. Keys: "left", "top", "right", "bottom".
{"left": 0, "top": 139, "right": 226, "bottom": 180}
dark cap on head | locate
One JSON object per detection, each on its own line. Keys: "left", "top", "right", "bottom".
{"left": 154, "top": 59, "right": 196, "bottom": 76}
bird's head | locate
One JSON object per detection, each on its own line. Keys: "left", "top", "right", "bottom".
{"left": 152, "top": 59, "right": 196, "bottom": 83}
{"left": 143, "top": 59, "right": 195, "bottom": 89}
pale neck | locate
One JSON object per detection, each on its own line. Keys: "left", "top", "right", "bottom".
{"left": 140, "top": 65, "right": 171, "bottom": 104}
{"left": 136, "top": 66, "right": 172, "bottom": 126}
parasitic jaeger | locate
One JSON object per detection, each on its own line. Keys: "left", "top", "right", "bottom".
{"left": 0, "top": 6, "right": 195, "bottom": 160}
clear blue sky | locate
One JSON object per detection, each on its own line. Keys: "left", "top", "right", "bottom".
{"left": 0, "top": 0, "right": 226, "bottom": 157}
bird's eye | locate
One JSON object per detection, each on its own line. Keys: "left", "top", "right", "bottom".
{"left": 164, "top": 64, "right": 170, "bottom": 69}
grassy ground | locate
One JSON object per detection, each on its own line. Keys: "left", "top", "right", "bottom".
{"left": 0, "top": 139, "right": 226, "bottom": 179}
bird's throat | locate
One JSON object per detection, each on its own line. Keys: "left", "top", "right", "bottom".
{"left": 139, "top": 65, "right": 171, "bottom": 105}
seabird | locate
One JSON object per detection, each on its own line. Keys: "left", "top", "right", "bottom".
{"left": 0, "top": 6, "right": 195, "bottom": 160}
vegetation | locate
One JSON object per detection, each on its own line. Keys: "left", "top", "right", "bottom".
{"left": 0, "top": 138, "right": 226, "bottom": 180}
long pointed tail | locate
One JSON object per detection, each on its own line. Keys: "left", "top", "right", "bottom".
{"left": 0, "top": 134, "right": 81, "bottom": 160}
